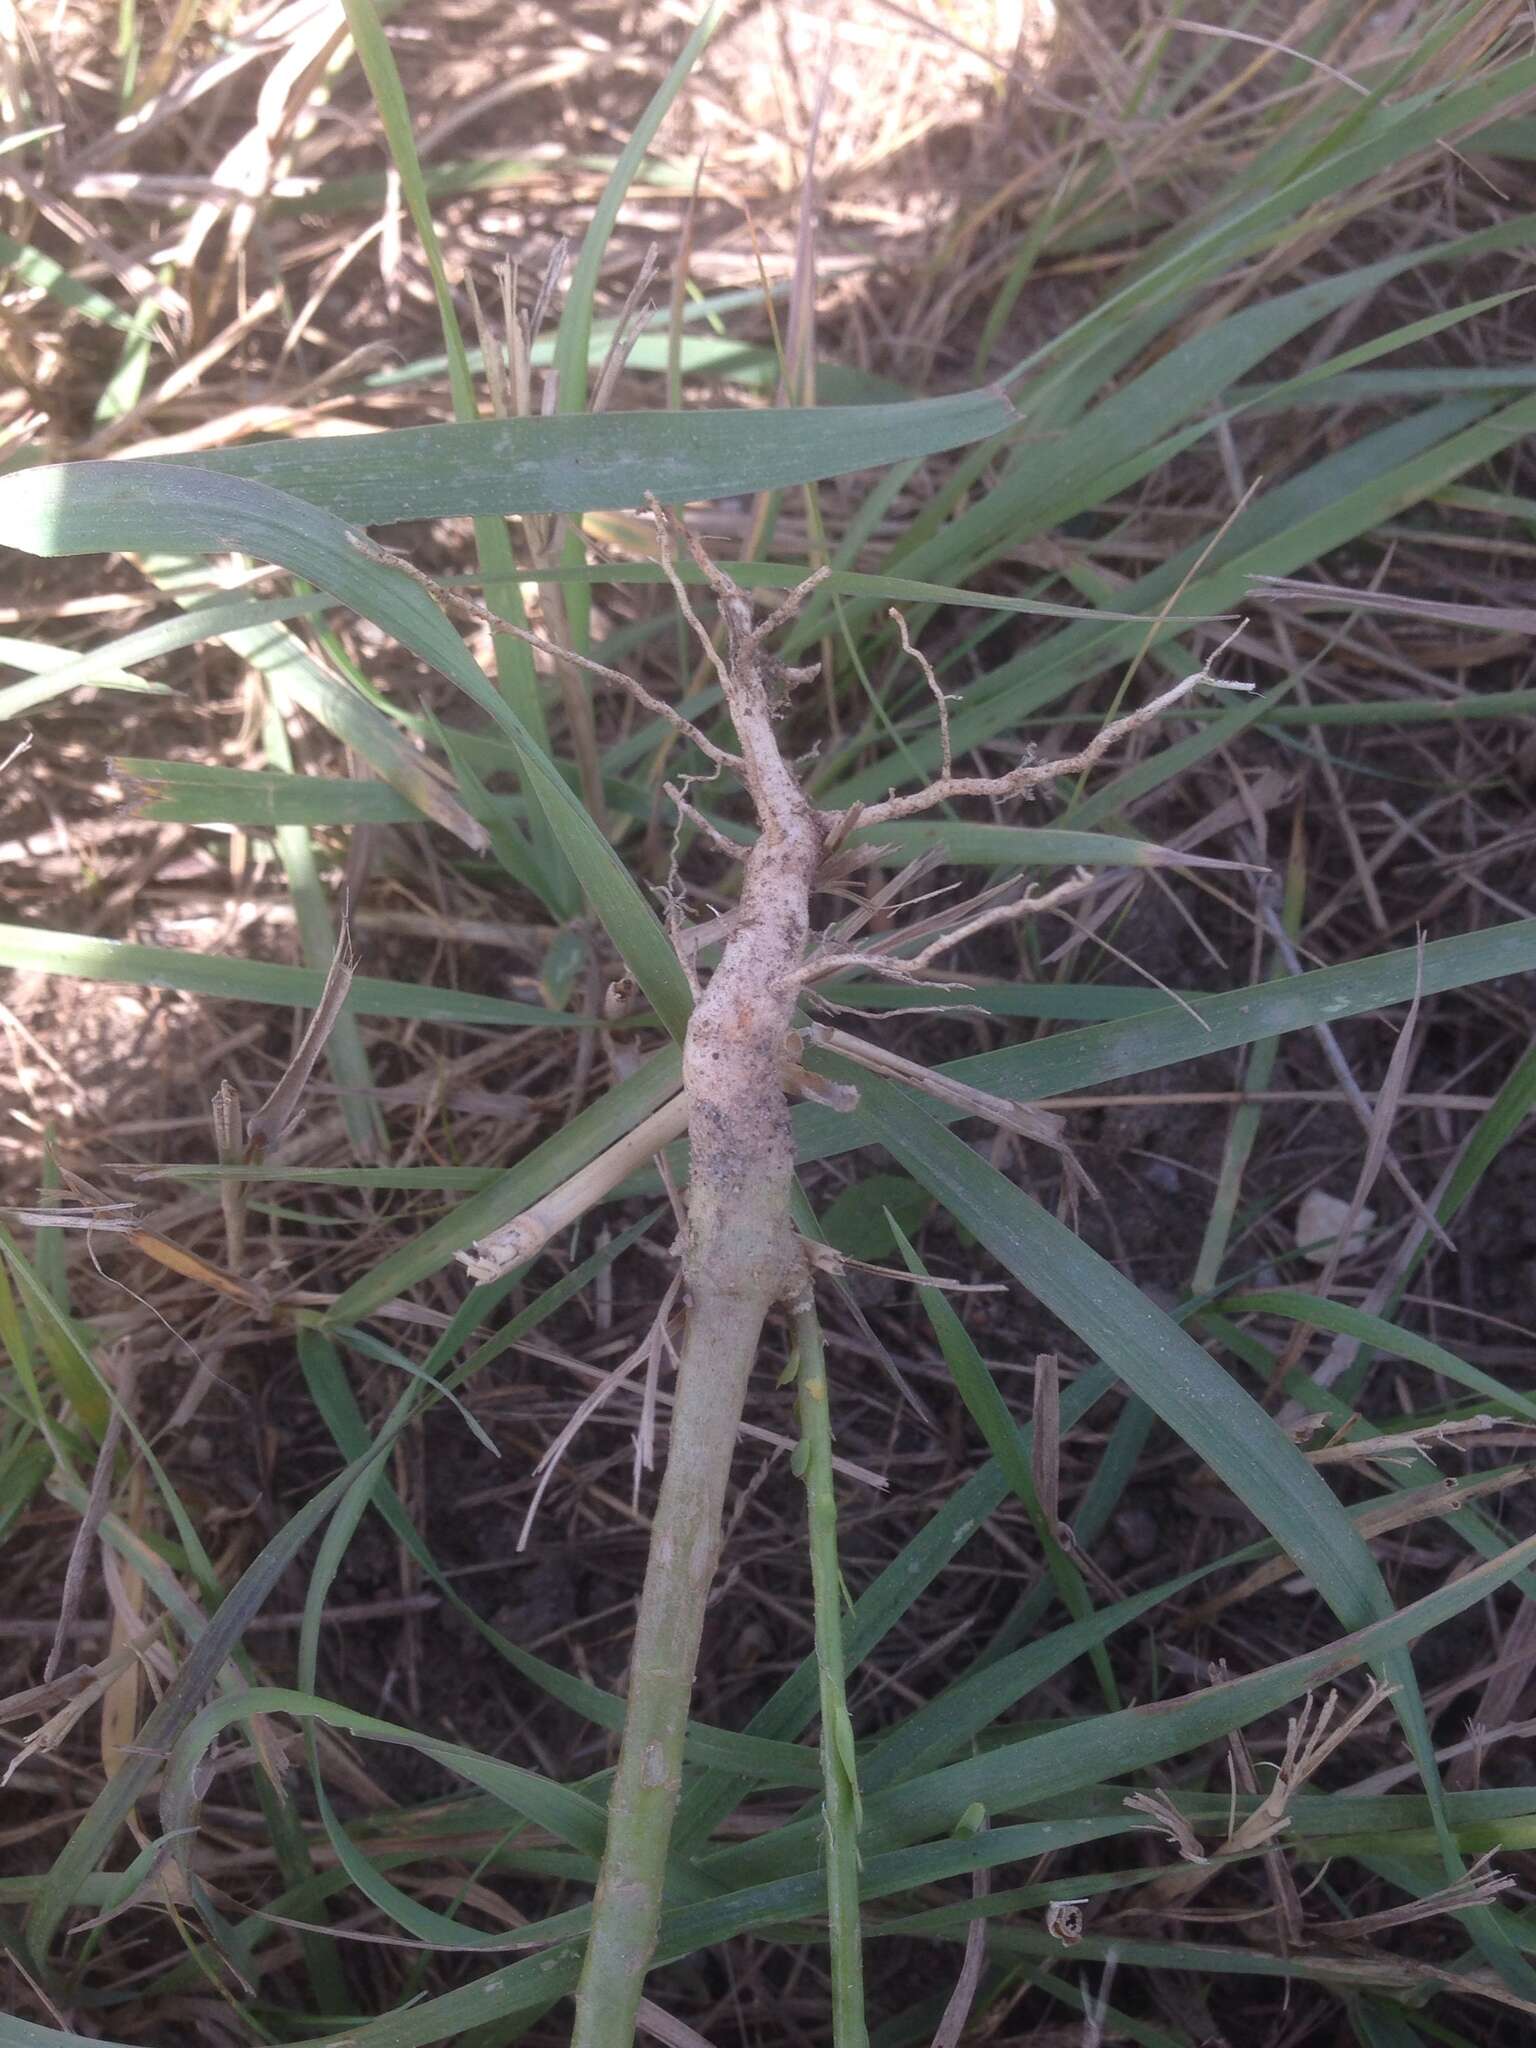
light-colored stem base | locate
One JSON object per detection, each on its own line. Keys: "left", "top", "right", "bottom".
{"left": 572, "top": 520, "right": 824, "bottom": 2048}
{"left": 570, "top": 1277, "right": 773, "bottom": 2044}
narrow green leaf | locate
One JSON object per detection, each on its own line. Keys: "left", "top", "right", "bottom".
{"left": 713, "top": 1524, "right": 1536, "bottom": 1878}
{"left": 856, "top": 1072, "right": 1525, "bottom": 1993}
{"left": 0, "top": 230, "right": 134, "bottom": 329}
{"left": 857, "top": 1075, "right": 1385, "bottom": 1625}
{"left": 818, "top": 1174, "right": 930, "bottom": 1261}
{"left": 162, "top": 1685, "right": 609, "bottom": 1858}
{"left": 785, "top": 920, "right": 1536, "bottom": 1177}
{"left": 337, "top": 0, "right": 566, "bottom": 901}
{"left": 0, "top": 1231, "right": 109, "bottom": 1439}
{"left": 849, "top": 820, "right": 1247, "bottom": 869}
{"left": 0, "top": 637, "right": 168, "bottom": 719}
{"left": 552, "top": 2, "right": 723, "bottom": 415}
{"left": 890, "top": 1220, "right": 1117, "bottom": 1711}
{"left": 0, "top": 923, "right": 575, "bottom": 1032}
{"left": 1226, "top": 1291, "right": 1536, "bottom": 1424}
{"left": 162, "top": 389, "right": 1020, "bottom": 521}
{"left": 671, "top": 1368, "right": 1117, "bottom": 1853}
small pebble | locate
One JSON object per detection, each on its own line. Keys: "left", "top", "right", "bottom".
{"left": 1296, "top": 1189, "right": 1375, "bottom": 1264}
{"left": 1114, "top": 1505, "right": 1159, "bottom": 1564}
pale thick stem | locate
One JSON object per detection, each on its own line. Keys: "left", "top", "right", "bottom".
{"left": 570, "top": 1274, "right": 777, "bottom": 2045}
{"left": 572, "top": 585, "right": 823, "bottom": 2044}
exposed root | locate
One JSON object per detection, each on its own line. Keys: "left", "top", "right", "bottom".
{"left": 854, "top": 649, "right": 1252, "bottom": 827}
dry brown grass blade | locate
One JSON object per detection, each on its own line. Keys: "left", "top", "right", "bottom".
{"left": 85, "top": 283, "right": 286, "bottom": 454}
{"left": 1449, "top": 1598, "right": 1536, "bottom": 1792}
{"left": 1257, "top": 575, "right": 1536, "bottom": 636}
{"left": 210, "top": 1078, "right": 246, "bottom": 1274}
{"left": 636, "top": 2001, "right": 721, "bottom": 2048}
{"left": 43, "top": 1395, "right": 127, "bottom": 1685}
{"left": 1181, "top": 1464, "right": 1533, "bottom": 1629}
{"left": 98, "top": 1459, "right": 147, "bottom": 1785}
{"left": 854, "top": 660, "right": 1254, "bottom": 828}
{"left": 170, "top": 0, "right": 348, "bottom": 283}
{"left": 1266, "top": 931, "right": 1435, "bottom": 1376}
{"left": 1262, "top": 915, "right": 1451, "bottom": 1271}
{"left": 1316, "top": 1850, "right": 1516, "bottom": 1940}
{"left": 929, "top": 1817, "right": 990, "bottom": 2048}
{"left": 245, "top": 919, "right": 359, "bottom": 1151}
{"left": 805, "top": 1022, "right": 1078, "bottom": 1167}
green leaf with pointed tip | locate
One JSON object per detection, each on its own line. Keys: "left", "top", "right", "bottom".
{"left": 552, "top": 2, "right": 723, "bottom": 416}
{"left": 1224, "top": 1291, "right": 1536, "bottom": 1425}
{"left": 162, "top": 1685, "right": 610, "bottom": 1859}
{"left": 0, "top": 636, "right": 168, "bottom": 719}
{"left": 818, "top": 1173, "right": 931, "bottom": 1261}
{"left": 158, "top": 388, "right": 1019, "bottom": 522}
{"left": 4, "top": 591, "right": 329, "bottom": 698}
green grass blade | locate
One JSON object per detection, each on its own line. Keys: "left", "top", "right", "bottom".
{"left": 891, "top": 1221, "right": 1118, "bottom": 1710}
{"left": 164, "top": 1685, "right": 609, "bottom": 1859}
{"left": 1226, "top": 1292, "right": 1536, "bottom": 1422}
{"left": 850, "top": 821, "right": 1245, "bottom": 870}
{"left": 786, "top": 921, "right": 1536, "bottom": 1178}
{"left": 223, "top": 613, "right": 487, "bottom": 849}
{"left": 790, "top": 1304, "right": 867, "bottom": 2045}
{"left": 856, "top": 1077, "right": 1387, "bottom": 1627}
{"left": 0, "top": 923, "right": 574, "bottom": 1032}
{"left": 258, "top": 664, "right": 385, "bottom": 1158}
{"left": 671, "top": 1368, "right": 1117, "bottom": 1854}
{"left": 857, "top": 1076, "right": 1531, "bottom": 1995}
{"left": 5, "top": 590, "right": 331, "bottom": 694}
{"left": 0, "top": 638, "right": 168, "bottom": 719}
{"left": 725, "top": 1527, "right": 1536, "bottom": 1876}
{"left": 551, "top": 4, "right": 721, "bottom": 417}
{"left": 161, "top": 388, "right": 1020, "bottom": 520}
{"left": 0, "top": 230, "right": 133, "bottom": 329}
{"left": 0, "top": 1231, "right": 109, "bottom": 1439}
{"left": 337, "top": 0, "right": 571, "bottom": 897}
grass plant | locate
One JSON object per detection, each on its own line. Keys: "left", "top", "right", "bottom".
{"left": 3, "top": 4, "right": 1536, "bottom": 2045}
